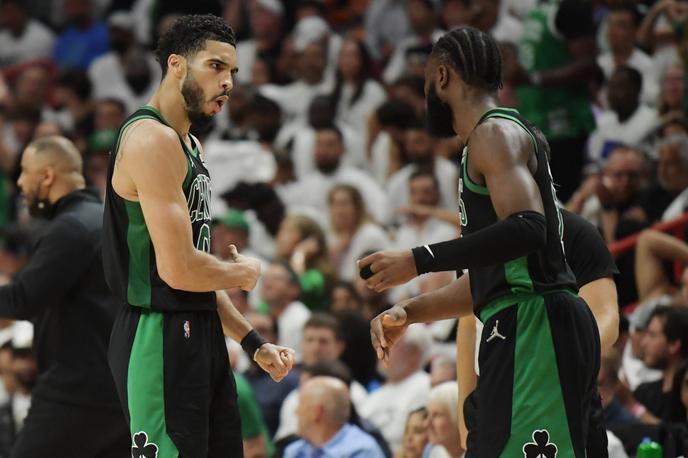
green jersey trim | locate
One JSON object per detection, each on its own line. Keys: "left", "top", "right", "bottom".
{"left": 124, "top": 201, "right": 152, "bottom": 307}
{"left": 462, "top": 147, "right": 489, "bottom": 195}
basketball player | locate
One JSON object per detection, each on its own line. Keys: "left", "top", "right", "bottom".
{"left": 358, "top": 27, "right": 600, "bottom": 457}
{"left": 369, "top": 209, "right": 619, "bottom": 457}
{"left": 102, "top": 15, "right": 294, "bottom": 457}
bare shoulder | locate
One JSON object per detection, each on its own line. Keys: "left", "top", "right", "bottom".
{"left": 468, "top": 118, "right": 534, "bottom": 171}
{"left": 113, "top": 119, "right": 187, "bottom": 199}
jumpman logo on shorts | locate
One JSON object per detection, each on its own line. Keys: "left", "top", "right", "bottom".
{"left": 486, "top": 320, "right": 506, "bottom": 342}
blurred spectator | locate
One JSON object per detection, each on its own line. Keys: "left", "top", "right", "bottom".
{"left": 383, "top": 0, "right": 444, "bottom": 84}
{"left": 389, "top": 76, "right": 426, "bottom": 119}
{"left": 280, "top": 126, "right": 389, "bottom": 225}
{"left": 669, "top": 359, "right": 688, "bottom": 422}
{"left": 359, "top": 323, "right": 432, "bottom": 453}
{"left": 208, "top": 84, "right": 256, "bottom": 142}
{"left": 234, "top": 372, "right": 275, "bottom": 458}
{"left": 278, "top": 95, "right": 366, "bottom": 180}
{"left": 659, "top": 62, "right": 684, "bottom": 115}
{"left": 88, "top": 11, "right": 160, "bottom": 114}
{"left": 260, "top": 260, "right": 311, "bottom": 362}
{"left": 631, "top": 134, "right": 688, "bottom": 224}
{"left": 53, "top": 0, "right": 110, "bottom": 70}
{"left": 567, "top": 146, "right": 647, "bottom": 243}
{"left": 8, "top": 65, "right": 52, "bottom": 117}
{"left": 387, "top": 124, "right": 459, "bottom": 217}
{"left": 0, "top": 344, "right": 35, "bottom": 456}
{"left": 334, "top": 309, "right": 381, "bottom": 390}
{"left": 623, "top": 302, "right": 663, "bottom": 393}
{"left": 634, "top": 230, "right": 688, "bottom": 305}
{"left": 424, "top": 381, "right": 462, "bottom": 458}
{"left": 261, "top": 33, "right": 333, "bottom": 123}
{"left": 284, "top": 376, "right": 385, "bottom": 458}
{"left": 597, "top": 6, "right": 659, "bottom": 107}
{"left": 400, "top": 407, "right": 428, "bottom": 458}
{"left": 236, "top": 0, "right": 285, "bottom": 85}
{"left": 599, "top": 347, "right": 638, "bottom": 429}
{"left": 364, "top": 0, "right": 412, "bottom": 61}
{"left": 243, "top": 312, "right": 300, "bottom": 439}
{"left": 468, "top": 0, "right": 523, "bottom": 45}
{"left": 53, "top": 69, "right": 94, "bottom": 146}
{"left": 0, "top": 0, "right": 54, "bottom": 68}
{"left": 327, "top": 184, "right": 390, "bottom": 281}
{"left": 332, "top": 37, "right": 387, "bottom": 147}
{"left": 635, "top": 306, "right": 688, "bottom": 420}
{"left": 330, "top": 281, "right": 364, "bottom": 315}
{"left": 430, "top": 354, "right": 457, "bottom": 387}
{"left": 389, "top": 170, "right": 458, "bottom": 302}
{"left": 507, "top": 0, "right": 597, "bottom": 202}
{"left": 370, "top": 99, "right": 418, "bottom": 184}
{"left": 275, "top": 214, "right": 334, "bottom": 311}
{"left": 276, "top": 313, "right": 370, "bottom": 441}
{"left": 587, "top": 66, "right": 659, "bottom": 164}
{"left": 93, "top": 98, "right": 126, "bottom": 131}
{"left": 212, "top": 209, "right": 254, "bottom": 261}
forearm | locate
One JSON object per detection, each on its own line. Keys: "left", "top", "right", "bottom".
{"left": 0, "top": 282, "right": 35, "bottom": 320}
{"left": 165, "top": 251, "right": 252, "bottom": 292}
{"left": 403, "top": 275, "right": 473, "bottom": 324}
{"left": 412, "top": 211, "right": 546, "bottom": 274}
{"left": 457, "top": 316, "right": 477, "bottom": 450}
{"left": 579, "top": 278, "right": 619, "bottom": 352}
{"left": 637, "top": 3, "right": 665, "bottom": 50}
{"left": 536, "top": 58, "right": 598, "bottom": 87}
{"left": 216, "top": 290, "right": 253, "bottom": 342}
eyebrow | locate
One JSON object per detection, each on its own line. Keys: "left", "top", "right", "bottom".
{"left": 208, "top": 58, "right": 238, "bottom": 74}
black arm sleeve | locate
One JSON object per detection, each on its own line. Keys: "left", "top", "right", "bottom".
{"left": 561, "top": 210, "right": 619, "bottom": 287}
{"left": 0, "top": 218, "right": 95, "bottom": 320}
{"left": 412, "top": 211, "right": 547, "bottom": 274}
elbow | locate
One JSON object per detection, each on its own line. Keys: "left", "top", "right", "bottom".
{"left": 158, "top": 263, "right": 188, "bottom": 291}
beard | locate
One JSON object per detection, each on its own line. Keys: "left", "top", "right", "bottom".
{"left": 181, "top": 72, "right": 215, "bottom": 132}
{"left": 425, "top": 84, "right": 456, "bottom": 138}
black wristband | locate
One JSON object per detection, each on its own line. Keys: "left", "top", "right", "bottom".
{"left": 241, "top": 329, "right": 267, "bottom": 359}
{"left": 412, "top": 245, "right": 434, "bottom": 275}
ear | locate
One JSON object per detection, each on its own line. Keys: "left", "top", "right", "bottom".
{"left": 437, "top": 63, "right": 451, "bottom": 91}
{"left": 668, "top": 339, "right": 682, "bottom": 359}
{"left": 43, "top": 166, "right": 56, "bottom": 187}
{"left": 167, "top": 54, "right": 186, "bottom": 79}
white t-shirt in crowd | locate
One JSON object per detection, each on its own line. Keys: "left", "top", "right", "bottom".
{"left": 383, "top": 30, "right": 445, "bottom": 84}
{"left": 276, "top": 301, "right": 311, "bottom": 363}
{"left": 598, "top": 49, "right": 660, "bottom": 107}
{"left": 336, "top": 79, "right": 387, "bottom": 146}
{"left": 387, "top": 159, "right": 459, "bottom": 218}
{"left": 330, "top": 222, "right": 391, "bottom": 282}
{"left": 358, "top": 371, "right": 431, "bottom": 453}
{"left": 587, "top": 105, "right": 660, "bottom": 163}
{"left": 0, "top": 20, "right": 54, "bottom": 67}
{"left": 260, "top": 78, "right": 334, "bottom": 124}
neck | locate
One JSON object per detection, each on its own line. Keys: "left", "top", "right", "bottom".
{"left": 49, "top": 177, "right": 86, "bottom": 204}
{"left": 616, "top": 105, "right": 637, "bottom": 123}
{"left": 450, "top": 96, "right": 498, "bottom": 143}
{"left": 442, "top": 432, "right": 463, "bottom": 457}
{"left": 613, "top": 46, "right": 633, "bottom": 63}
{"left": 309, "top": 423, "right": 344, "bottom": 448}
{"left": 410, "top": 214, "right": 429, "bottom": 227}
{"left": 148, "top": 79, "right": 192, "bottom": 139}
{"left": 663, "top": 362, "right": 677, "bottom": 392}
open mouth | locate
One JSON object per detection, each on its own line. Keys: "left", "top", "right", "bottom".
{"left": 214, "top": 96, "right": 228, "bottom": 113}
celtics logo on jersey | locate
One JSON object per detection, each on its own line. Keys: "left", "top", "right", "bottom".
{"left": 186, "top": 174, "right": 212, "bottom": 252}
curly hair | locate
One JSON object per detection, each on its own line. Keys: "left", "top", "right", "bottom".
{"left": 155, "top": 14, "right": 236, "bottom": 76}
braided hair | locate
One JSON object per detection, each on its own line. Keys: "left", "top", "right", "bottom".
{"left": 431, "top": 26, "right": 502, "bottom": 92}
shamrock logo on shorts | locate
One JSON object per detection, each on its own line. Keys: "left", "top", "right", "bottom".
{"left": 132, "top": 431, "right": 159, "bottom": 458}
{"left": 522, "top": 429, "right": 558, "bottom": 458}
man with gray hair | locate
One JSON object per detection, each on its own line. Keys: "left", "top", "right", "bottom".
{"left": 0, "top": 136, "right": 129, "bottom": 456}
{"left": 359, "top": 323, "right": 432, "bottom": 453}
{"left": 285, "top": 376, "right": 385, "bottom": 458}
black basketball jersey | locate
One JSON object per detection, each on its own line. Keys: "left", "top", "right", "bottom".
{"left": 102, "top": 106, "right": 216, "bottom": 312}
{"left": 458, "top": 107, "right": 577, "bottom": 313}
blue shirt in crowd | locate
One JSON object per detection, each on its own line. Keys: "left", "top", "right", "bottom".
{"left": 53, "top": 21, "right": 109, "bottom": 69}
{"left": 284, "top": 423, "right": 385, "bottom": 458}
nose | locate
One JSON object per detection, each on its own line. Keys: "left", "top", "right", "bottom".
{"left": 221, "top": 72, "right": 233, "bottom": 93}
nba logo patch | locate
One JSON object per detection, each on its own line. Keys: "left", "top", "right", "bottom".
{"left": 183, "top": 320, "right": 191, "bottom": 339}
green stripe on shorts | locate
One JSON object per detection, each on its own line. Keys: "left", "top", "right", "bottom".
{"left": 128, "top": 311, "right": 179, "bottom": 457}
{"left": 500, "top": 295, "right": 575, "bottom": 458}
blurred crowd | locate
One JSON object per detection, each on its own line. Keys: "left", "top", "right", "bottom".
{"left": 2, "top": 0, "right": 688, "bottom": 457}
